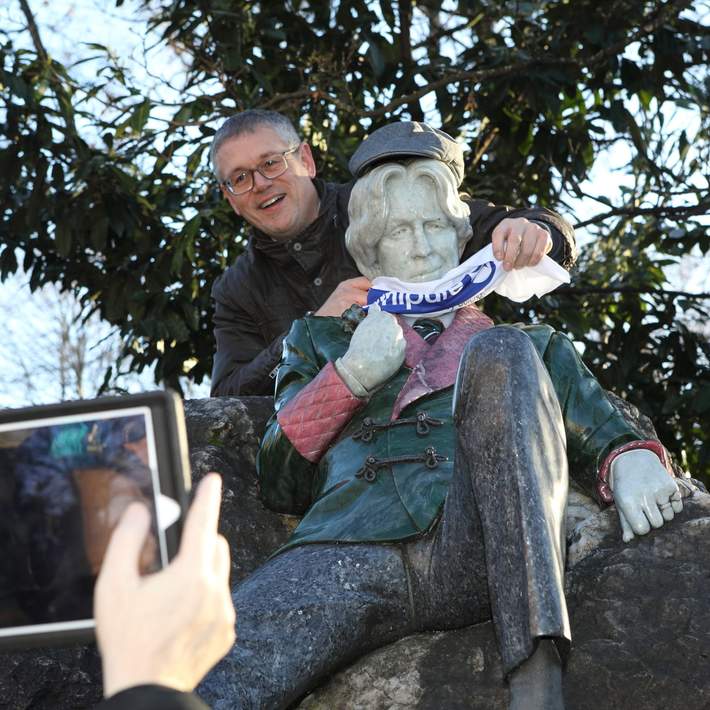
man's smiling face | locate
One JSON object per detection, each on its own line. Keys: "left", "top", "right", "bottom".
{"left": 216, "top": 125, "right": 321, "bottom": 242}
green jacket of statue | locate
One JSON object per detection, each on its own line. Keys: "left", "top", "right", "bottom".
{"left": 256, "top": 306, "right": 642, "bottom": 551}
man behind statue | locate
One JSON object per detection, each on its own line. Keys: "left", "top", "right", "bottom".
{"left": 200, "top": 157, "right": 682, "bottom": 710}
{"left": 209, "top": 111, "right": 577, "bottom": 396}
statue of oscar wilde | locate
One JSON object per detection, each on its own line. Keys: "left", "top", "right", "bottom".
{"left": 201, "top": 154, "right": 682, "bottom": 710}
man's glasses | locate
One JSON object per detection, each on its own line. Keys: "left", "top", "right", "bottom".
{"left": 221, "top": 145, "right": 301, "bottom": 196}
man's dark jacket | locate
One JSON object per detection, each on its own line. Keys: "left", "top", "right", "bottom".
{"left": 210, "top": 178, "right": 577, "bottom": 396}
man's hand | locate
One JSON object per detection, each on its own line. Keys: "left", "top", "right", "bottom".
{"left": 95, "top": 473, "right": 236, "bottom": 698}
{"left": 610, "top": 449, "right": 682, "bottom": 543}
{"left": 337, "top": 306, "right": 405, "bottom": 394}
{"left": 314, "top": 277, "right": 371, "bottom": 317}
{"left": 492, "top": 217, "right": 553, "bottom": 271}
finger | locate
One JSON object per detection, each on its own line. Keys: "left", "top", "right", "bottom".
{"left": 502, "top": 232, "right": 522, "bottom": 271}
{"left": 658, "top": 501, "right": 675, "bottom": 522}
{"left": 618, "top": 508, "right": 635, "bottom": 543}
{"left": 349, "top": 276, "right": 372, "bottom": 290}
{"left": 622, "top": 503, "right": 651, "bottom": 536}
{"left": 213, "top": 535, "right": 236, "bottom": 640}
{"left": 491, "top": 222, "right": 510, "bottom": 261}
{"left": 98, "top": 502, "right": 152, "bottom": 586}
{"left": 213, "top": 534, "right": 232, "bottom": 585}
{"left": 180, "top": 473, "right": 223, "bottom": 562}
{"left": 525, "top": 232, "right": 552, "bottom": 267}
{"left": 642, "top": 500, "right": 665, "bottom": 529}
{"left": 351, "top": 289, "right": 368, "bottom": 306}
{"left": 514, "top": 231, "right": 539, "bottom": 268}
{"left": 671, "top": 488, "right": 683, "bottom": 514}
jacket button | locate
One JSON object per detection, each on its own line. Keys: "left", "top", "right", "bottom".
{"left": 314, "top": 277, "right": 323, "bottom": 286}
{"left": 293, "top": 242, "right": 302, "bottom": 252}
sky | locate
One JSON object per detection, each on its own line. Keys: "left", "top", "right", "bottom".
{"left": 1, "top": 0, "right": 708, "bottom": 407}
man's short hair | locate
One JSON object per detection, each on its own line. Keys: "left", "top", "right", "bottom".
{"left": 345, "top": 158, "right": 472, "bottom": 279}
{"left": 210, "top": 110, "right": 301, "bottom": 179}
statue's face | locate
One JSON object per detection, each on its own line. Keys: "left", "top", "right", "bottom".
{"left": 375, "top": 175, "right": 459, "bottom": 282}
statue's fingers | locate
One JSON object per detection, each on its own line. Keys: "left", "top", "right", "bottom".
{"left": 670, "top": 488, "right": 683, "bottom": 514}
{"left": 642, "top": 500, "right": 664, "bottom": 529}
{"left": 617, "top": 508, "right": 635, "bottom": 543}
{"left": 622, "top": 502, "right": 651, "bottom": 536}
{"left": 658, "top": 500, "right": 675, "bottom": 522}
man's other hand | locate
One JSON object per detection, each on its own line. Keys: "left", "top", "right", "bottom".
{"left": 609, "top": 449, "right": 682, "bottom": 543}
{"left": 314, "top": 277, "right": 371, "bottom": 317}
{"left": 492, "top": 217, "right": 553, "bottom": 271}
{"left": 95, "top": 473, "right": 236, "bottom": 698}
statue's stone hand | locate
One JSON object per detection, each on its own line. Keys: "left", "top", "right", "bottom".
{"left": 336, "top": 306, "right": 405, "bottom": 396}
{"left": 610, "top": 449, "right": 683, "bottom": 543}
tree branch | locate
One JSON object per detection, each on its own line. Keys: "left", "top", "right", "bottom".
{"left": 397, "top": 0, "right": 424, "bottom": 122}
{"left": 361, "top": 0, "right": 690, "bottom": 119}
{"left": 470, "top": 127, "right": 499, "bottom": 168}
{"left": 18, "top": 0, "right": 85, "bottom": 153}
{"left": 555, "top": 286, "right": 710, "bottom": 300}
{"left": 18, "top": 0, "right": 47, "bottom": 60}
{"left": 573, "top": 201, "right": 710, "bottom": 229}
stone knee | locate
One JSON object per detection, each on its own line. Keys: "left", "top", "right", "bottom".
{"left": 453, "top": 325, "right": 542, "bottom": 424}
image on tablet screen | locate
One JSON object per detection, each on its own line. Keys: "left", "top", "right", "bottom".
{"left": 0, "top": 406, "right": 165, "bottom": 638}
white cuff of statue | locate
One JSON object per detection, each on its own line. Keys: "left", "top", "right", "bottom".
{"left": 609, "top": 449, "right": 683, "bottom": 543}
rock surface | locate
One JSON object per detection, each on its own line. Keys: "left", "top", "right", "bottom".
{"left": 0, "top": 395, "right": 708, "bottom": 710}
{"left": 184, "top": 397, "right": 295, "bottom": 581}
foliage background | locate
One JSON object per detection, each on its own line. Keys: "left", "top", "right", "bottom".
{"left": 1, "top": 0, "right": 709, "bottom": 481}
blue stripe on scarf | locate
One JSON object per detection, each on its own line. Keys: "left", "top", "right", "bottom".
{"left": 366, "top": 261, "right": 497, "bottom": 315}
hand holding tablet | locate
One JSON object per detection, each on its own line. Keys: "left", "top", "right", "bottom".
{"left": 95, "top": 473, "right": 236, "bottom": 697}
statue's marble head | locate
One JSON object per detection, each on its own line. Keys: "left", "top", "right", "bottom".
{"left": 345, "top": 159, "right": 472, "bottom": 283}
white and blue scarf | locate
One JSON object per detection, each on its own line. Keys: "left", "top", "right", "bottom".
{"left": 366, "top": 244, "right": 570, "bottom": 317}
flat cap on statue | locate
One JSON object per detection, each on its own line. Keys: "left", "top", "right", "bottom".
{"left": 348, "top": 121, "right": 465, "bottom": 186}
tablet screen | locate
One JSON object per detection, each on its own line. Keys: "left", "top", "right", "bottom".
{"left": 0, "top": 406, "right": 166, "bottom": 640}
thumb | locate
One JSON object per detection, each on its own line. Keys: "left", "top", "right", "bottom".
{"left": 98, "top": 502, "right": 152, "bottom": 587}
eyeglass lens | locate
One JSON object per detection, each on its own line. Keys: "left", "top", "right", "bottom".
{"left": 226, "top": 149, "right": 296, "bottom": 195}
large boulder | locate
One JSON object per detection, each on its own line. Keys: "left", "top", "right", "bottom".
{"left": 0, "top": 395, "right": 708, "bottom": 710}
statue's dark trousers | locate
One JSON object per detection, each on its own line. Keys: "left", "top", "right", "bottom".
{"left": 200, "top": 327, "right": 571, "bottom": 709}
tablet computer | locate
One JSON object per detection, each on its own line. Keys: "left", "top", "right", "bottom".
{"left": 0, "top": 390, "right": 191, "bottom": 649}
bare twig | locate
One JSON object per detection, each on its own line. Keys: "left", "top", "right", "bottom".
{"left": 574, "top": 201, "right": 710, "bottom": 229}
{"left": 555, "top": 286, "right": 710, "bottom": 300}
{"left": 18, "top": 0, "right": 85, "bottom": 154}
{"left": 361, "top": 0, "right": 689, "bottom": 119}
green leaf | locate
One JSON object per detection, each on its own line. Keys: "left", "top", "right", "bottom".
{"left": 129, "top": 99, "right": 151, "bottom": 133}
{"left": 54, "top": 222, "right": 72, "bottom": 257}
{"left": 0, "top": 246, "right": 18, "bottom": 280}
{"left": 90, "top": 215, "right": 109, "bottom": 251}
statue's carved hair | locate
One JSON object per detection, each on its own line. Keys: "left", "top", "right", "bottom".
{"left": 345, "top": 159, "right": 472, "bottom": 279}
{"left": 210, "top": 110, "right": 301, "bottom": 178}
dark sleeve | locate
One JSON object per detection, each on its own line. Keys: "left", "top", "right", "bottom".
{"left": 461, "top": 198, "right": 578, "bottom": 270}
{"left": 210, "top": 264, "right": 286, "bottom": 397}
{"left": 96, "top": 685, "right": 210, "bottom": 710}
{"left": 210, "top": 288, "right": 285, "bottom": 397}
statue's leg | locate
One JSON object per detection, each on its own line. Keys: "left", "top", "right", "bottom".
{"left": 197, "top": 543, "right": 413, "bottom": 710}
{"left": 408, "top": 325, "right": 569, "bottom": 708}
